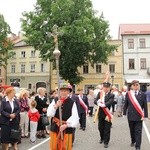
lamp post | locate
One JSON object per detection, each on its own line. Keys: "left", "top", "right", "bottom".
{"left": 52, "top": 24, "right": 63, "bottom": 140}
{"left": 111, "top": 75, "right": 114, "bottom": 86}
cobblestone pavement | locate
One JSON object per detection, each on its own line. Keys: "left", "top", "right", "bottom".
{"left": 2, "top": 114, "right": 150, "bottom": 150}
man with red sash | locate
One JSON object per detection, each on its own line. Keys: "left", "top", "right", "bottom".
{"left": 123, "top": 80, "right": 148, "bottom": 150}
{"left": 94, "top": 82, "right": 114, "bottom": 148}
{"left": 77, "top": 88, "right": 89, "bottom": 131}
{"left": 47, "top": 83, "right": 79, "bottom": 150}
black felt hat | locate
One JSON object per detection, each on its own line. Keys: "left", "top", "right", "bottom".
{"left": 103, "top": 82, "right": 111, "bottom": 87}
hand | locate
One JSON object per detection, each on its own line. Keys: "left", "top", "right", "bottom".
{"left": 98, "top": 103, "right": 105, "bottom": 107}
{"left": 97, "top": 99, "right": 101, "bottom": 105}
{"left": 10, "top": 113, "right": 16, "bottom": 119}
{"left": 56, "top": 100, "right": 62, "bottom": 107}
{"left": 60, "top": 124, "right": 68, "bottom": 132}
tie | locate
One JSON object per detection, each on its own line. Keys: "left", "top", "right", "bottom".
{"left": 135, "top": 91, "right": 137, "bottom": 98}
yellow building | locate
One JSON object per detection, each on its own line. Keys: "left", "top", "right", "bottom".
{"left": 7, "top": 36, "right": 51, "bottom": 92}
{"left": 51, "top": 40, "right": 124, "bottom": 93}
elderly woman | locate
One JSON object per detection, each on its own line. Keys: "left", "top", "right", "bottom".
{"left": 0, "top": 87, "right": 20, "bottom": 150}
{"left": 18, "top": 89, "right": 30, "bottom": 138}
{"left": 35, "top": 87, "right": 49, "bottom": 138}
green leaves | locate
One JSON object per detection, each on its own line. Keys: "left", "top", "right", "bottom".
{"left": 21, "top": 0, "right": 117, "bottom": 85}
{"left": 0, "top": 14, "right": 13, "bottom": 68}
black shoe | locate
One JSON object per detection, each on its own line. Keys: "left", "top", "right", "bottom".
{"left": 99, "top": 140, "right": 103, "bottom": 144}
{"left": 37, "top": 134, "right": 41, "bottom": 139}
{"left": 41, "top": 134, "right": 46, "bottom": 138}
{"left": 82, "top": 128, "right": 85, "bottom": 131}
{"left": 104, "top": 144, "right": 108, "bottom": 148}
{"left": 136, "top": 148, "right": 140, "bottom": 150}
{"left": 130, "top": 143, "right": 135, "bottom": 147}
{"left": 79, "top": 127, "right": 82, "bottom": 130}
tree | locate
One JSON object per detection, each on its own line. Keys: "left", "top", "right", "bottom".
{"left": 21, "top": 0, "right": 117, "bottom": 85}
{"left": 0, "top": 14, "right": 14, "bottom": 68}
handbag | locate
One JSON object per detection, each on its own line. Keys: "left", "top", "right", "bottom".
{"left": 41, "top": 114, "right": 49, "bottom": 126}
{"left": 10, "top": 128, "right": 21, "bottom": 140}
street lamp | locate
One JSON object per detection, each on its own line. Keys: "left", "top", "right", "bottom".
{"left": 111, "top": 75, "right": 114, "bottom": 86}
{"left": 52, "top": 24, "right": 63, "bottom": 140}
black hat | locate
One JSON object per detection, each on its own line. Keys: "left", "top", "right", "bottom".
{"left": 131, "top": 80, "right": 139, "bottom": 85}
{"left": 103, "top": 82, "right": 111, "bottom": 87}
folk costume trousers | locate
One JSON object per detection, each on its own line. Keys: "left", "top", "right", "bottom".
{"left": 128, "top": 120, "right": 142, "bottom": 148}
{"left": 98, "top": 117, "right": 112, "bottom": 144}
{"left": 50, "top": 131, "right": 72, "bottom": 150}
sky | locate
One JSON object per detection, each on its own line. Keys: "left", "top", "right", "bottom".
{"left": 0, "top": 0, "right": 150, "bottom": 39}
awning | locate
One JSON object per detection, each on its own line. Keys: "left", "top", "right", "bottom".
{"left": 125, "top": 78, "right": 150, "bottom": 83}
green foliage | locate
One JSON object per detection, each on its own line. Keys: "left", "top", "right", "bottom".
{"left": 0, "top": 14, "right": 13, "bottom": 68}
{"left": 21, "top": 0, "right": 117, "bottom": 85}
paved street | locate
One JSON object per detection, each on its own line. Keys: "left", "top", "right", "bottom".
{"left": 2, "top": 114, "right": 150, "bottom": 150}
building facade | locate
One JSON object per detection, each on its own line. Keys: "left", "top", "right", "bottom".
{"left": 119, "top": 24, "right": 150, "bottom": 91}
{"left": 51, "top": 40, "right": 124, "bottom": 93}
{"left": 7, "top": 37, "right": 51, "bottom": 92}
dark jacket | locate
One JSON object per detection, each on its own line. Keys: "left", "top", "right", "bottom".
{"left": 51, "top": 97, "right": 74, "bottom": 134}
{"left": 123, "top": 90, "right": 148, "bottom": 121}
{"left": 94, "top": 91, "right": 114, "bottom": 118}
{"left": 0, "top": 98, "right": 20, "bottom": 125}
{"left": 79, "top": 95, "right": 89, "bottom": 114}
{"left": 35, "top": 95, "right": 49, "bottom": 114}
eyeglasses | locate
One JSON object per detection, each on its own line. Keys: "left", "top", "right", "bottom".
{"left": 133, "top": 84, "right": 139, "bottom": 86}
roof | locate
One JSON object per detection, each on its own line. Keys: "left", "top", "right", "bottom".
{"left": 125, "top": 78, "right": 150, "bottom": 83}
{"left": 119, "top": 24, "right": 150, "bottom": 36}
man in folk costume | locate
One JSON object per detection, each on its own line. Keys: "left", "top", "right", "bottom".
{"left": 123, "top": 80, "right": 148, "bottom": 150}
{"left": 94, "top": 82, "right": 114, "bottom": 148}
{"left": 47, "top": 83, "right": 79, "bottom": 150}
{"left": 77, "top": 88, "right": 89, "bottom": 131}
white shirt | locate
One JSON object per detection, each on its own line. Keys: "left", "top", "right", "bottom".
{"left": 47, "top": 99, "right": 79, "bottom": 128}
{"left": 6, "top": 96, "right": 15, "bottom": 113}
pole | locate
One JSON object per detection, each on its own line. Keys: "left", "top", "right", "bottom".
{"left": 52, "top": 25, "right": 63, "bottom": 140}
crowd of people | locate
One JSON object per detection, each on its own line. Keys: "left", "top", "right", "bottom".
{"left": 0, "top": 77, "right": 149, "bottom": 150}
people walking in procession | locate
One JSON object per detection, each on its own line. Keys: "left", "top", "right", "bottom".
{"left": 47, "top": 83, "right": 79, "bottom": 150}
{"left": 123, "top": 80, "right": 148, "bottom": 150}
{"left": 77, "top": 88, "right": 89, "bottom": 131}
{"left": 94, "top": 82, "right": 114, "bottom": 148}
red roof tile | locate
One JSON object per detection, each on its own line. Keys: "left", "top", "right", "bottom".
{"left": 119, "top": 24, "right": 150, "bottom": 36}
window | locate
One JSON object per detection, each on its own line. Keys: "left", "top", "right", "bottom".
{"left": 11, "top": 64, "right": 15, "bottom": 73}
{"left": 28, "top": 83, "right": 32, "bottom": 89}
{"left": 128, "top": 39, "right": 134, "bottom": 49}
{"left": 140, "top": 58, "right": 146, "bottom": 69}
{"left": 109, "top": 64, "right": 115, "bottom": 73}
{"left": 41, "top": 63, "right": 45, "bottom": 72}
{"left": 96, "top": 64, "right": 101, "bottom": 73}
{"left": 11, "top": 52, "right": 16, "bottom": 59}
{"left": 129, "top": 59, "right": 135, "bottom": 69}
{"left": 21, "top": 51, "right": 25, "bottom": 58}
{"left": 31, "top": 50, "right": 35, "bottom": 57}
{"left": 139, "top": 38, "right": 146, "bottom": 48}
{"left": 30, "top": 64, "right": 35, "bottom": 72}
{"left": 21, "top": 64, "right": 25, "bottom": 73}
{"left": 83, "top": 64, "right": 88, "bottom": 74}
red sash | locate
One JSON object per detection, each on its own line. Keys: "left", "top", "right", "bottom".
{"left": 99, "top": 92, "right": 113, "bottom": 122}
{"left": 128, "top": 91, "right": 144, "bottom": 120}
{"left": 78, "top": 95, "right": 88, "bottom": 112}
